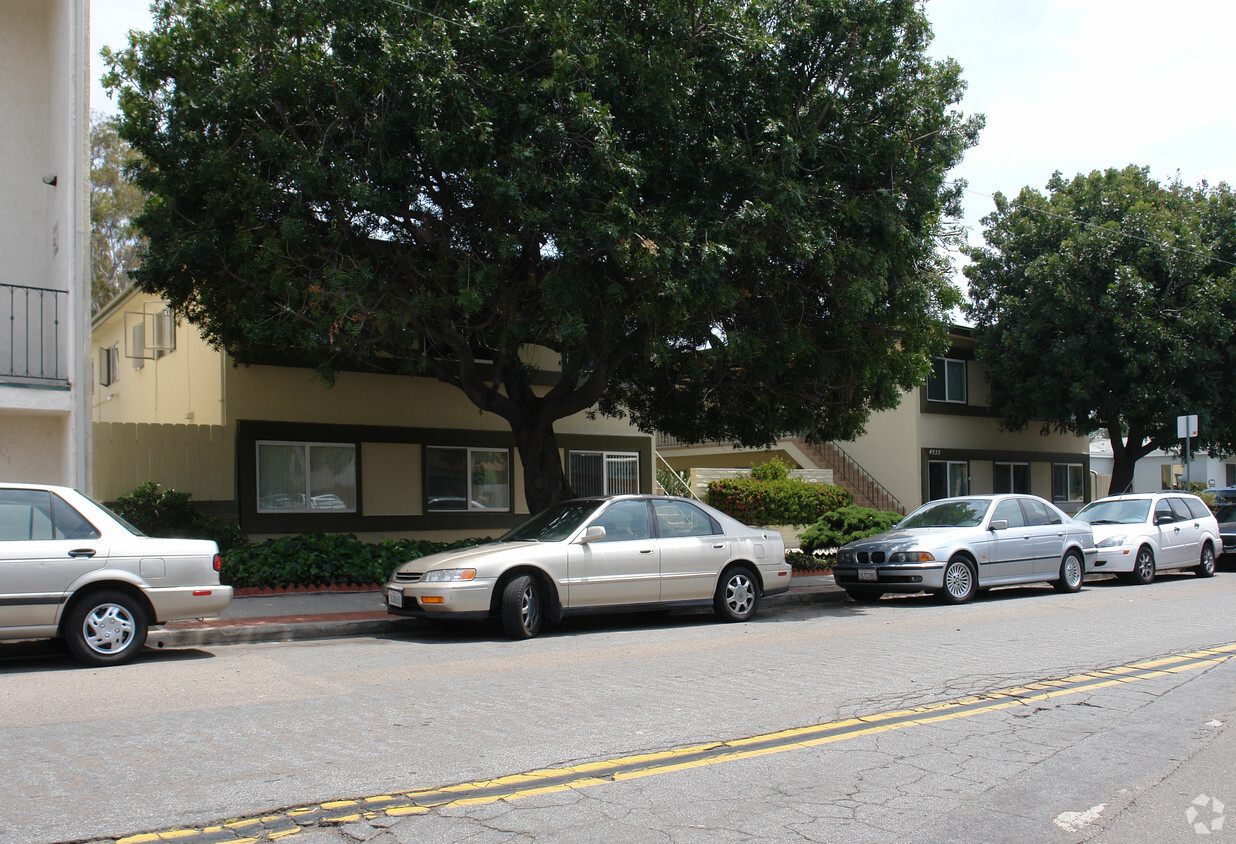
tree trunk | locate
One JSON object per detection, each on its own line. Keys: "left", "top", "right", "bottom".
{"left": 511, "top": 415, "right": 575, "bottom": 514}
{"left": 1107, "top": 457, "right": 1136, "bottom": 497}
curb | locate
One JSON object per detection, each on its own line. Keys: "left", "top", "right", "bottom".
{"left": 147, "top": 580, "right": 848, "bottom": 649}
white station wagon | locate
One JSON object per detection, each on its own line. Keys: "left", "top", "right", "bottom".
{"left": 0, "top": 483, "right": 233, "bottom": 665}
{"left": 1073, "top": 492, "right": 1220, "bottom": 584}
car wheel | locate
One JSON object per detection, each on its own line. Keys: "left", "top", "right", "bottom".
{"left": 64, "top": 590, "right": 148, "bottom": 666}
{"left": 1122, "top": 545, "right": 1156, "bottom": 585}
{"left": 501, "top": 574, "right": 543, "bottom": 640}
{"left": 1195, "top": 544, "right": 1217, "bottom": 578}
{"left": 844, "top": 589, "right": 884, "bottom": 603}
{"left": 1054, "top": 551, "right": 1084, "bottom": 593}
{"left": 937, "top": 556, "right": 977, "bottom": 604}
{"left": 714, "top": 566, "right": 760, "bottom": 622}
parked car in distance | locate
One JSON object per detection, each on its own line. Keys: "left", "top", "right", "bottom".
{"left": 1214, "top": 502, "right": 1236, "bottom": 558}
{"left": 832, "top": 494, "right": 1096, "bottom": 604}
{"left": 0, "top": 483, "right": 233, "bottom": 666}
{"left": 1073, "top": 492, "right": 1219, "bottom": 583}
{"left": 1211, "top": 486, "right": 1236, "bottom": 505}
{"left": 385, "top": 495, "right": 790, "bottom": 639}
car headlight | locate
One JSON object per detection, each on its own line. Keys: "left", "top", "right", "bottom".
{"left": 837, "top": 549, "right": 854, "bottom": 564}
{"left": 888, "top": 551, "right": 935, "bottom": 563}
{"left": 1095, "top": 536, "right": 1127, "bottom": 548}
{"left": 421, "top": 568, "right": 477, "bottom": 582}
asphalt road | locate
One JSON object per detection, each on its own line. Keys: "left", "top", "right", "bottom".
{"left": 4, "top": 569, "right": 1236, "bottom": 844}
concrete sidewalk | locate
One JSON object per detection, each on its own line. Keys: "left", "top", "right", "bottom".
{"left": 148, "top": 574, "right": 847, "bottom": 649}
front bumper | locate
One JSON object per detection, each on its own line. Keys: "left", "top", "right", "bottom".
{"left": 384, "top": 579, "right": 495, "bottom": 620}
{"left": 832, "top": 563, "right": 945, "bottom": 592}
{"left": 1091, "top": 543, "right": 1137, "bottom": 572}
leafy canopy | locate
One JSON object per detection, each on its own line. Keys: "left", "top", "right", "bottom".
{"left": 90, "top": 112, "right": 146, "bottom": 312}
{"left": 107, "top": 0, "right": 980, "bottom": 510}
{"left": 963, "top": 165, "right": 1236, "bottom": 495}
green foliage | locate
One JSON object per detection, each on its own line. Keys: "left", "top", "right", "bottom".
{"left": 785, "top": 548, "right": 836, "bottom": 571}
{"left": 107, "top": 0, "right": 980, "bottom": 512}
{"left": 964, "top": 166, "right": 1236, "bottom": 495}
{"left": 220, "top": 533, "right": 484, "bottom": 589}
{"left": 112, "top": 481, "right": 248, "bottom": 553}
{"left": 799, "top": 506, "right": 902, "bottom": 553}
{"left": 656, "top": 469, "right": 691, "bottom": 497}
{"left": 749, "top": 457, "right": 792, "bottom": 482}
{"left": 90, "top": 112, "right": 146, "bottom": 312}
{"left": 706, "top": 476, "right": 851, "bottom": 527}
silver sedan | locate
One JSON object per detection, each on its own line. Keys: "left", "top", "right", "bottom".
{"left": 385, "top": 495, "right": 790, "bottom": 638}
{"left": 833, "top": 495, "right": 1096, "bottom": 604}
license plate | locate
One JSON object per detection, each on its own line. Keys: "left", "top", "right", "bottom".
{"left": 858, "top": 567, "right": 878, "bottom": 582}
{"left": 388, "top": 587, "right": 403, "bottom": 608}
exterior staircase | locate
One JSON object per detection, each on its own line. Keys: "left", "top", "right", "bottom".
{"left": 792, "top": 439, "right": 906, "bottom": 515}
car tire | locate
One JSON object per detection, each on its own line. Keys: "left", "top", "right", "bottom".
{"left": 1195, "top": 544, "right": 1217, "bottom": 578}
{"left": 64, "top": 590, "right": 148, "bottom": 667}
{"left": 714, "top": 565, "right": 760, "bottom": 622}
{"left": 1121, "top": 545, "right": 1156, "bottom": 585}
{"left": 1054, "top": 551, "right": 1085, "bottom": 593}
{"left": 845, "top": 589, "right": 884, "bottom": 603}
{"left": 501, "top": 575, "right": 543, "bottom": 640}
{"left": 937, "top": 556, "right": 977, "bottom": 604}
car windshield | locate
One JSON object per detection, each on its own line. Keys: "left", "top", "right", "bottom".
{"left": 1075, "top": 499, "right": 1150, "bottom": 525}
{"left": 898, "top": 499, "right": 991, "bottom": 529}
{"left": 501, "top": 500, "right": 604, "bottom": 542}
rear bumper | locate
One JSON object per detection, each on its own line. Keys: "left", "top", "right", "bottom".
{"left": 148, "top": 585, "right": 234, "bottom": 622}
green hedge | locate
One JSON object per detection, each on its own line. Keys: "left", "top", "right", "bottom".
{"left": 706, "top": 474, "right": 851, "bottom": 526}
{"left": 220, "top": 533, "right": 486, "bottom": 589}
{"left": 799, "top": 505, "right": 902, "bottom": 553}
{"left": 111, "top": 481, "right": 249, "bottom": 553}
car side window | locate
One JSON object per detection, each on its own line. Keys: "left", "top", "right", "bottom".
{"left": 591, "top": 500, "right": 652, "bottom": 542}
{"left": 1182, "top": 497, "right": 1211, "bottom": 520}
{"left": 653, "top": 500, "right": 721, "bottom": 538}
{"left": 51, "top": 494, "right": 102, "bottom": 540}
{"left": 0, "top": 489, "right": 55, "bottom": 541}
{"left": 1154, "top": 499, "right": 1176, "bottom": 524}
{"left": 992, "top": 499, "right": 1026, "bottom": 528}
{"left": 1168, "top": 498, "right": 1195, "bottom": 522}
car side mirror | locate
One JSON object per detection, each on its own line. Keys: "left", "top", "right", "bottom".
{"left": 577, "top": 525, "right": 606, "bottom": 544}
{"left": 1154, "top": 513, "right": 1175, "bottom": 525}
{"left": 989, "top": 519, "right": 1009, "bottom": 531}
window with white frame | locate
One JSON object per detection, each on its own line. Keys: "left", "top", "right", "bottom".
{"left": 257, "top": 441, "right": 357, "bottom": 513}
{"left": 569, "top": 451, "right": 639, "bottom": 497}
{"left": 1052, "top": 463, "right": 1085, "bottom": 503}
{"left": 994, "top": 462, "right": 1030, "bottom": 494}
{"left": 928, "top": 460, "right": 969, "bottom": 500}
{"left": 926, "top": 357, "right": 967, "bottom": 403}
{"left": 425, "top": 446, "right": 511, "bottom": 511}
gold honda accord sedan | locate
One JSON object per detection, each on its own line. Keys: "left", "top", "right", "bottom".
{"left": 385, "top": 495, "right": 790, "bottom": 639}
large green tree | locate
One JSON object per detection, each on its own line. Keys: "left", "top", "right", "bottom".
{"left": 964, "top": 165, "right": 1236, "bottom": 495}
{"left": 106, "top": 0, "right": 980, "bottom": 512}
{"left": 90, "top": 111, "right": 146, "bottom": 312}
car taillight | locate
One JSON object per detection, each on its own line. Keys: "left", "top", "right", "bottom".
{"left": 213, "top": 553, "right": 222, "bottom": 572}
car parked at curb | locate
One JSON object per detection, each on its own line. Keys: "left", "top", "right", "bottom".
{"left": 1214, "top": 503, "right": 1236, "bottom": 558}
{"left": 1073, "top": 492, "right": 1219, "bottom": 583}
{"left": 384, "top": 494, "right": 790, "bottom": 639}
{"left": 832, "top": 494, "right": 1096, "bottom": 604}
{"left": 0, "top": 483, "right": 233, "bottom": 666}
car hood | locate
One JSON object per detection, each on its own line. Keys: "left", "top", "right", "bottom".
{"left": 1083, "top": 523, "right": 1144, "bottom": 541}
{"left": 843, "top": 527, "right": 978, "bottom": 552}
{"left": 394, "top": 540, "right": 545, "bottom": 574}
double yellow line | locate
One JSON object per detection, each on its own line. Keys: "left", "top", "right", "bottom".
{"left": 117, "top": 644, "right": 1236, "bottom": 843}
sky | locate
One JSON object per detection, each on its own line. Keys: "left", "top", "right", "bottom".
{"left": 90, "top": 0, "right": 1236, "bottom": 265}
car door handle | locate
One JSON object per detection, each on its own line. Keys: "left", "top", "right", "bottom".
{"left": 712, "top": 543, "right": 725, "bottom": 549}
{"left": 640, "top": 549, "right": 654, "bottom": 554}
{"left": 68, "top": 548, "right": 97, "bottom": 558}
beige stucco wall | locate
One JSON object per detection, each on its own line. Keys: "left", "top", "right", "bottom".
{"left": 834, "top": 393, "right": 921, "bottom": 509}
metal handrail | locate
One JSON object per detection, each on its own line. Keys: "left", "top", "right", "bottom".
{"left": 1, "top": 282, "right": 68, "bottom": 384}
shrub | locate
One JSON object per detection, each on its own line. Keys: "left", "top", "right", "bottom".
{"left": 219, "top": 533, "right": 486, "bottom": 589}
{"left": 112, "top": 481, "right": 249, "bottom": 553}
{"left": 706, "top": 475, "right": 851, "bottom": 526}
{"left": 749, "top": 457, "right": 792, "bottom": 482}
{"left": 799, "top": 506, "right": 902, "bottom": 553}
{"left": 656, "top": 468, "right": 691, "bottom": 497}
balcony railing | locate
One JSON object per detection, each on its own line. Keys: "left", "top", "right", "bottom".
{"left": 1, "top": 282, "right": 69, "bottom": 386}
